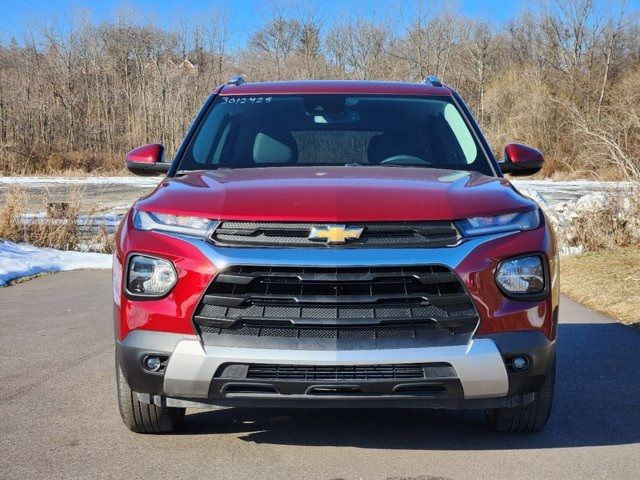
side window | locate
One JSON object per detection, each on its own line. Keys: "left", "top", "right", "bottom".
{"left": 443, "top": 104, "right": 477, "bottom": 164}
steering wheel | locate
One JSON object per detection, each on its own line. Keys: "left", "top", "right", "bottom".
{"left": 380, "top": 155, "right": 429, "bottom": 165}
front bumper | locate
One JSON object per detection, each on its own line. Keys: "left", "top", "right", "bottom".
{"left": 115, "top": 220, "right": 558, "bottom": 410}
{"left": 117, "top": 330, "right": 554, "bottom": 409}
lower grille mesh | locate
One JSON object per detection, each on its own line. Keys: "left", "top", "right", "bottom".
{"left": 247, "top": 364, "right": 427, "bottom": 381}
{"left": 200, "top": 321, "right": 455, "bottom": 339}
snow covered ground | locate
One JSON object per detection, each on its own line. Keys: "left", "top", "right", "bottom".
{"left": 20, "top": 212, "right": 123, "bottom": 235}
{"left": 515, "top": 181, "right": 639, "bottom": 256}
{"left": 0, "top": 176, "right": 158, "bottom": 186}
{"left": 511, "top": 179, "right": 637, "bottom": 208}
{"left": 0, "top": 241, "right": 112, "bottom": 286}
{"left": 0, "top": 175, "right": 159, "bottom": 216}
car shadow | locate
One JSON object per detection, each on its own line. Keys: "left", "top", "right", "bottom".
{"left": 180, "top": 322, "right": 640, "bottom": 450}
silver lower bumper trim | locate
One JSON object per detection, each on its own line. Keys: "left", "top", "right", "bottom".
{"left": 169, "top": 339, "right": 507, "bottom": 399}
{"left": 121, "top": 331, "right": 509, "bottom": 400}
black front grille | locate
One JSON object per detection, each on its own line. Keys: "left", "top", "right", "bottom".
{"left": 201, "top": 321, "right": 456, "bottom": 339}
{"left": 193, "top": 265, "right": 478, "bottom": 347}
{"left": 211, "top": 221, "right": 460, "bottom": 248}
{"left": 247, "top": 364, "right": 427, "bottom": 381}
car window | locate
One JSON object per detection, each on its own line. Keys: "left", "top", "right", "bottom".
{"left": 180, "top": 95, "right": 492, "bottom": 175}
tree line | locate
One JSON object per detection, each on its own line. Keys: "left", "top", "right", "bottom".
{"left": 0, "top": 0, "right": 638, "bottom": 178}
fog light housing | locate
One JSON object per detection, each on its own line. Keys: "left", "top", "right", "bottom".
{"left": 143, "top": 355, "right": 162, "bottom": 372}
{"left": 511, "top": 356, "right": 530, "bottom": 372}
{"left": 126, "top": 255, "right": 177, "bottom": 298}
{"left": 496, "top": 255, "right": 545, "bottom": 297}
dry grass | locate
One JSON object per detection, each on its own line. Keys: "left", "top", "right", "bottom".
{"left": 0, "top": 187, "right": 79, "bottom": 249}
{"left": 0, "top": 186, "right": 115, "bottom": 253}
{"left": 561, "top": 248, "right": 640, "bottom": 327}
{"left": 549, "top": 186, "right": 639, "bottom": 326}
{"left": 0, "top": 188, "right": 26, "bottom": 242}
{"left": 91, "top": 225, "right": 116, "bottom": 253}
{"left": 0, "top": 150, "right": 126, "bottom": 176}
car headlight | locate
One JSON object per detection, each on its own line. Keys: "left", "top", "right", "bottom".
{"left": 126, "top": 255, "right": 177, "bottom": 297}
{"left": 132, "top": 210, "right": 217, "bottom": 237}
{"left": 496, "top": 255, "right": 545, "bottom": 296}
{"left": 457, "top": 210, "right": 540, "bottom": 237}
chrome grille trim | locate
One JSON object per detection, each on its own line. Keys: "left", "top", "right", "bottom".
{"left": 211, "top": 221, "right": 461, "bottom": 248}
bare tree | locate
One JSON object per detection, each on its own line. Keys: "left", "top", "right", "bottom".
{"left": 326, "top": 19, "right": 389, "bottom": 79}
{"left": 464, "top": 20, "right": 497, "bottom": 126}
{"left": 0, "top": 1, "right": 637, "bottom": 179}
{"left": 395, "top": 0, "right": 459, "bottom": 80}
{"left": 249, "top": 5, "right": 302, "bottom": 80}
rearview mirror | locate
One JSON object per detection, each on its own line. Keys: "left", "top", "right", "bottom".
{"left": 125, "top": 144, "right": 171, "bottom": 176}
{"left": 499, "top": 143, "right": 544, "bottom": 176}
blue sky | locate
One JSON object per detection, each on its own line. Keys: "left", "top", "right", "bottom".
{"left": 0, "top": 0, "right": 531, "bottom": 44}
{"left": 1, "top": 0, "right": 637, "bottom": 47}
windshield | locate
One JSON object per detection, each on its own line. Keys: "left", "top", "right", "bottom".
{"left": 179, "top": 94, "right": 493, "bottom": 175}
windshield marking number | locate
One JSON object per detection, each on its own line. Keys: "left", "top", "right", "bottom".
{"left": 222, "top": 96, "right": 272, "bottom": 104}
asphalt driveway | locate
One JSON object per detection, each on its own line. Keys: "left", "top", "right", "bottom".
{"left": 1, "top": 270, "right": 639, "bottom": 479}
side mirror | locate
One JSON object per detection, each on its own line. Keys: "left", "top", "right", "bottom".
{"left": 125, "top": 144, "right": 171, "bottom": 176}
{"left": 499, "top": 143, "right": 544, "bottom": 176}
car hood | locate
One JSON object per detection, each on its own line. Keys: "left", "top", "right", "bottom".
{"left": 135, "top": 166, "right": 536, "bottom": 222}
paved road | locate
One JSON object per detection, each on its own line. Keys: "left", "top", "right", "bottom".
{"left": 1, "top": 271, "right": 639, "bottom": 480}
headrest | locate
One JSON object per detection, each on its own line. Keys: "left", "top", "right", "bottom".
{"left": 253, "top": 132, "right": 296, "bottom": 164}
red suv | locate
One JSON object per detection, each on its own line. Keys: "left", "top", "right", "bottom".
{"left": 115, "top": 77, "right": 557, "bottom": 433}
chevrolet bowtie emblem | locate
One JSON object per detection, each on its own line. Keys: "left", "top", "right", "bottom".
{"left": 308, "top": 224, "right": 364, "bottom": 244}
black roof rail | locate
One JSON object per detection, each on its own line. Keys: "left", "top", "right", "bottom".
{"left": 226, "top": 75, "right": 246, "bottom": 86}
{"left": 423, "top": 75, "right": 443, "bottom": 87}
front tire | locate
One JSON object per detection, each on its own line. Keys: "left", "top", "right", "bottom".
{"left": 116, "top": 362, "right": 185, "bottom": 433}
{"left": 485, "top": 356, "right": 555, "bottom": 433}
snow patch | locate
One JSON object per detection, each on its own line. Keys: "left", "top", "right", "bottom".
{"left": 502, "top": 178, "right": 640, "bottom": 255}
{"left": 20, "top": 212, "right": 123, "bottom": 234}
{"left": 0, "top": 176, "right": 158, "bottom": 186}
{"left": 0, "top": 240, "right": 111, "bottom": 286}
{"left": 558, "top": 245, "right": 585, "bottom": 257}
{"left": 512, "top": 179, "right": 637, "bottom": 208}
